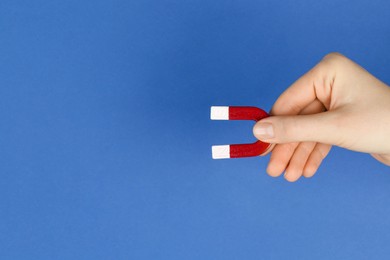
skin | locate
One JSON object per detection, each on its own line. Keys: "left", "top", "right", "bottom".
{"left": 253, "top": 52, "right": 390, "bottom": 182}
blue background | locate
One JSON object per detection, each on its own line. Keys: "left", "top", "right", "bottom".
{"left": 1, "top": 0, "right": 390, "bottom": 259}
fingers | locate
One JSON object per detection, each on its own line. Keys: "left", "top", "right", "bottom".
{"left": 260, "top": 100, "right": 325, "bottom": 157}
{"left": 271, "top": 66, "right": 331, "bottom": 116}
{"left": 284, "top": 142, "right": 317, "bottom": 182}
{"left": 254, "top": 98, "right": 332, "bottom": 145}
{"left": 267, "top": 143, "right": 299, "bottom": 177}
{"left": 258, "top": 55, "right": 339, "bottom": 182}
{"left": 299, "top": 99, "right": 326, "bottom": 115}
{"left": 266, "top": 142, "right": 331, "bottom": 182}
{"left": 270, "top": 70, "right": 317, "bottom": 116}
{"left": 262, "top": 99, "right": 331, "bottom": 182}
{"left": 271, "top": 54, "right": 338, "bottom": 116}
{"left": 303, "top": 143, "right": 332, "bottom": 178}
{"left": 253, "top": 112, "right": 341, "bottom": 146}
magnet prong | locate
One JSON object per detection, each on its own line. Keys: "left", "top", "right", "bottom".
{"left": 210, "top": 106, "right": 229, "bottom": 120}
{"left": 212, "top": 145, "right": 230, "bottom": 159}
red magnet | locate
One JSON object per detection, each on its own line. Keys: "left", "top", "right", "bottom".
{"left": 211, "top": 106, "right": 272, "bottom": 159}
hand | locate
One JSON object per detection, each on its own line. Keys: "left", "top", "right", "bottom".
{"left": 253, "top": 53, "right": 390, "bottom": 182}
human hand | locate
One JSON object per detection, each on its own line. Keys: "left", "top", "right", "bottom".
{"left": 253, "top": 53, "right": 390, "bottom": 182}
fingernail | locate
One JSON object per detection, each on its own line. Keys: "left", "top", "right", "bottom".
{"left": 254, "top": 123, "right": 274, "bottom": 139}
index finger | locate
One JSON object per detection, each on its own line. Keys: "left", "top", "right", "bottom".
{"left": 270, "top": 59, "right": 333, "bottom": 116}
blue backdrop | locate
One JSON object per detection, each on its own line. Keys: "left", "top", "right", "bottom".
{"left": 1, "top": 0, "right": 390, "bottom": 259}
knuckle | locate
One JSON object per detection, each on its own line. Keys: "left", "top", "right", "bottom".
{"left": 320, "top": 52, "right": 350, "bottom": 71}
{"left": 323, "top": 52, "right": 345, "bottom": 61}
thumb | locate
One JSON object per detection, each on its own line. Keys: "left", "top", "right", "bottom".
{"left": 253, "top": 112, "right": 341, "bottom": 145}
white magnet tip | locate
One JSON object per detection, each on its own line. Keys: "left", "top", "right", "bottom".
{"left": 210, "top": 106, "right": 229, "bottom": 120}
{"left": 212, "top": 145, "right": 230, "bottom": 159}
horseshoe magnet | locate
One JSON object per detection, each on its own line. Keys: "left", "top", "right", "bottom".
{"left": 211, "top": 106, "right": 272, "bottom": 159}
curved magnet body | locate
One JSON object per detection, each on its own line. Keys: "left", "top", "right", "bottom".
{"left": 211, "top": 106, "right": 271, "bottom": 159}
